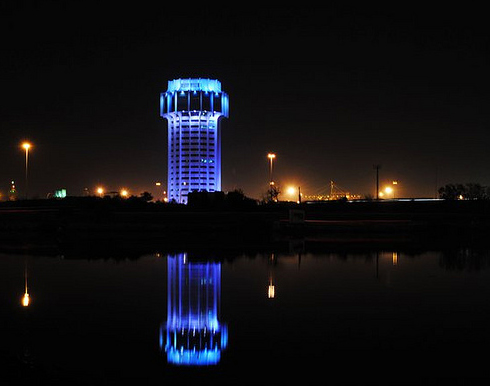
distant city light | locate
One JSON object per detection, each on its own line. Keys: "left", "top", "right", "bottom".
{"left": 53, "top": 189, "right": 67, "bottom": 198}
{"left": 120, "top": 189, "right": 129, "bottom": 197}
{"left": 96, "top": 187, "right": 104, "bottom": 196}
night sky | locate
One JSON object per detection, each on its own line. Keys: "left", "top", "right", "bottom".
{"left": 1, "top": 4, "right": 489, "bottom": 200}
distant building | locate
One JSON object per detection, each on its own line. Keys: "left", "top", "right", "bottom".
{"left": 160, "top": 78, "right": 229, "bottom": 204}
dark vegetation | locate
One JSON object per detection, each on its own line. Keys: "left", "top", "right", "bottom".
{"left": 438, "top": 183, "right": 490, "bottom": 200}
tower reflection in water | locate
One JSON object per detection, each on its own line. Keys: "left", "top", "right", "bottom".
{"left": 160, "top": 253, "right": 228, "bottom": 366}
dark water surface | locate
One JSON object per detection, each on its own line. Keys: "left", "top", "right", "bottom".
{"left": 2, "top": 247, "right": 490, "bottom": 385}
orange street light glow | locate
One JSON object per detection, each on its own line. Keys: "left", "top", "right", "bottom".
{"left": 120, "top": 189, "right": 129, "bottom": 197}
{"left": 22, "top": 142, "right": 31, "bottom": 150}
{"left": 286, "top": 186, "right": 296, "bottom": 196}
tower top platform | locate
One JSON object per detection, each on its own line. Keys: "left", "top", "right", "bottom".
{"left": 167, "top": 78, "right": 222, "bottom": 93}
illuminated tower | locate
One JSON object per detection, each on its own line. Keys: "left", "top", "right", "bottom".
{"left": 160, "top": 78, "right": 229, "bottom": 204}
{"left": 161, "top": 253, "right": 228, "bottom": 365}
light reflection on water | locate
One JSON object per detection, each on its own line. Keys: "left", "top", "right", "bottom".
{"left": 1, "top": 247, "right": 490, "bottom": 384}
{"left": 161, "top": 253, "right": 227, "bottom": 366}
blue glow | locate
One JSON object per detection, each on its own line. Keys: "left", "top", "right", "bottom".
{"left": 166, "top": 347, "right": 221, "bottom": 366}
{"left": 161, "top": 254, "right": 228, "bottom": 366}
{"left": 159, "top": 94, "right": 164, "bottom": 117}
{"left": 222, "top": 93, "right": 229, "bottom": 116}
{"left": 167, "top": 78, "right": 221, "bottom": 93}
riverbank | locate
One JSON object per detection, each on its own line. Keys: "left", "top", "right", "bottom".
{"left": 1, "top": 197, "right": 490, "bottom": 257}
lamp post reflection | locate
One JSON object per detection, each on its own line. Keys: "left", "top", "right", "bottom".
{"left": 268, "top": 278, "right": 275, "bottom": 299}
{"left": 392, "top": 252, "right": 398, "bottom": 266}
{"left": 268, "top": 253, "right": 276, "bottom": 299}
{"left": 160, "top": 253, "right": 228, "bottom": 366}
{"left": 22, "top": 264, "right": 30, "bottom": 307}
{"left": 22, "top": 292, "right": 30, "bottom": 307}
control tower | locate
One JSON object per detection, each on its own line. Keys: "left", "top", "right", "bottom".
{"left": 160, "top": 78, "right": 229, "bottom": 204}
{"left": 160, "top": 253, "right": 228, "bottom": 365}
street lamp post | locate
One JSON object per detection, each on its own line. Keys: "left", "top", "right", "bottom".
{"left": 21, "top": 142, "right": 31, "bottom": 199}
{"left": 267, "top": 153, "right": 276, "bottom": 202}
{"left": 373, "top": 164, "right": 381, "bottom": 200}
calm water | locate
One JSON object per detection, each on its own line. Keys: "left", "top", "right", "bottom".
{"left": 2, "top": 247, "right": 490, "bottom": 385}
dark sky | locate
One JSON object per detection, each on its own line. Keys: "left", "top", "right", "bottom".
{"left": 1, "top": 4, "right": 489, "bottom": 200}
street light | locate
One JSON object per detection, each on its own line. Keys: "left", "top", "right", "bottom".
{"left": 286, "top": 186, "right": 302, "bottom": 204}
{"left": 373, "top": 164, "right": 381, "bottom": 200}
{"left": 21, "top": 142, "right": 31, "bottom": 199}
{"left": 286, "top": 186, "right": 296, "bottom": 196}
{"left": 385, "top": 186, "right": 393, "bottom": 199}
{"left": 384, "top": 182, "right": 397, "bottom": 199}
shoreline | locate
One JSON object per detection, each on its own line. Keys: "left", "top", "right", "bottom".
{"left": 1, "top": 197, "right": 490, "bottom": 258}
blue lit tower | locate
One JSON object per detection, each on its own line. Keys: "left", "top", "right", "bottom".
{"left": 160, "top": 253, "right": 228, "bottom": 365}
{"left": 160, "top": 78, "right": 229, "bottom": 204}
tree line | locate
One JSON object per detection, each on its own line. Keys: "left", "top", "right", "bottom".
{"left": 438, "top": 183, "right": 490, "bottom": 200}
